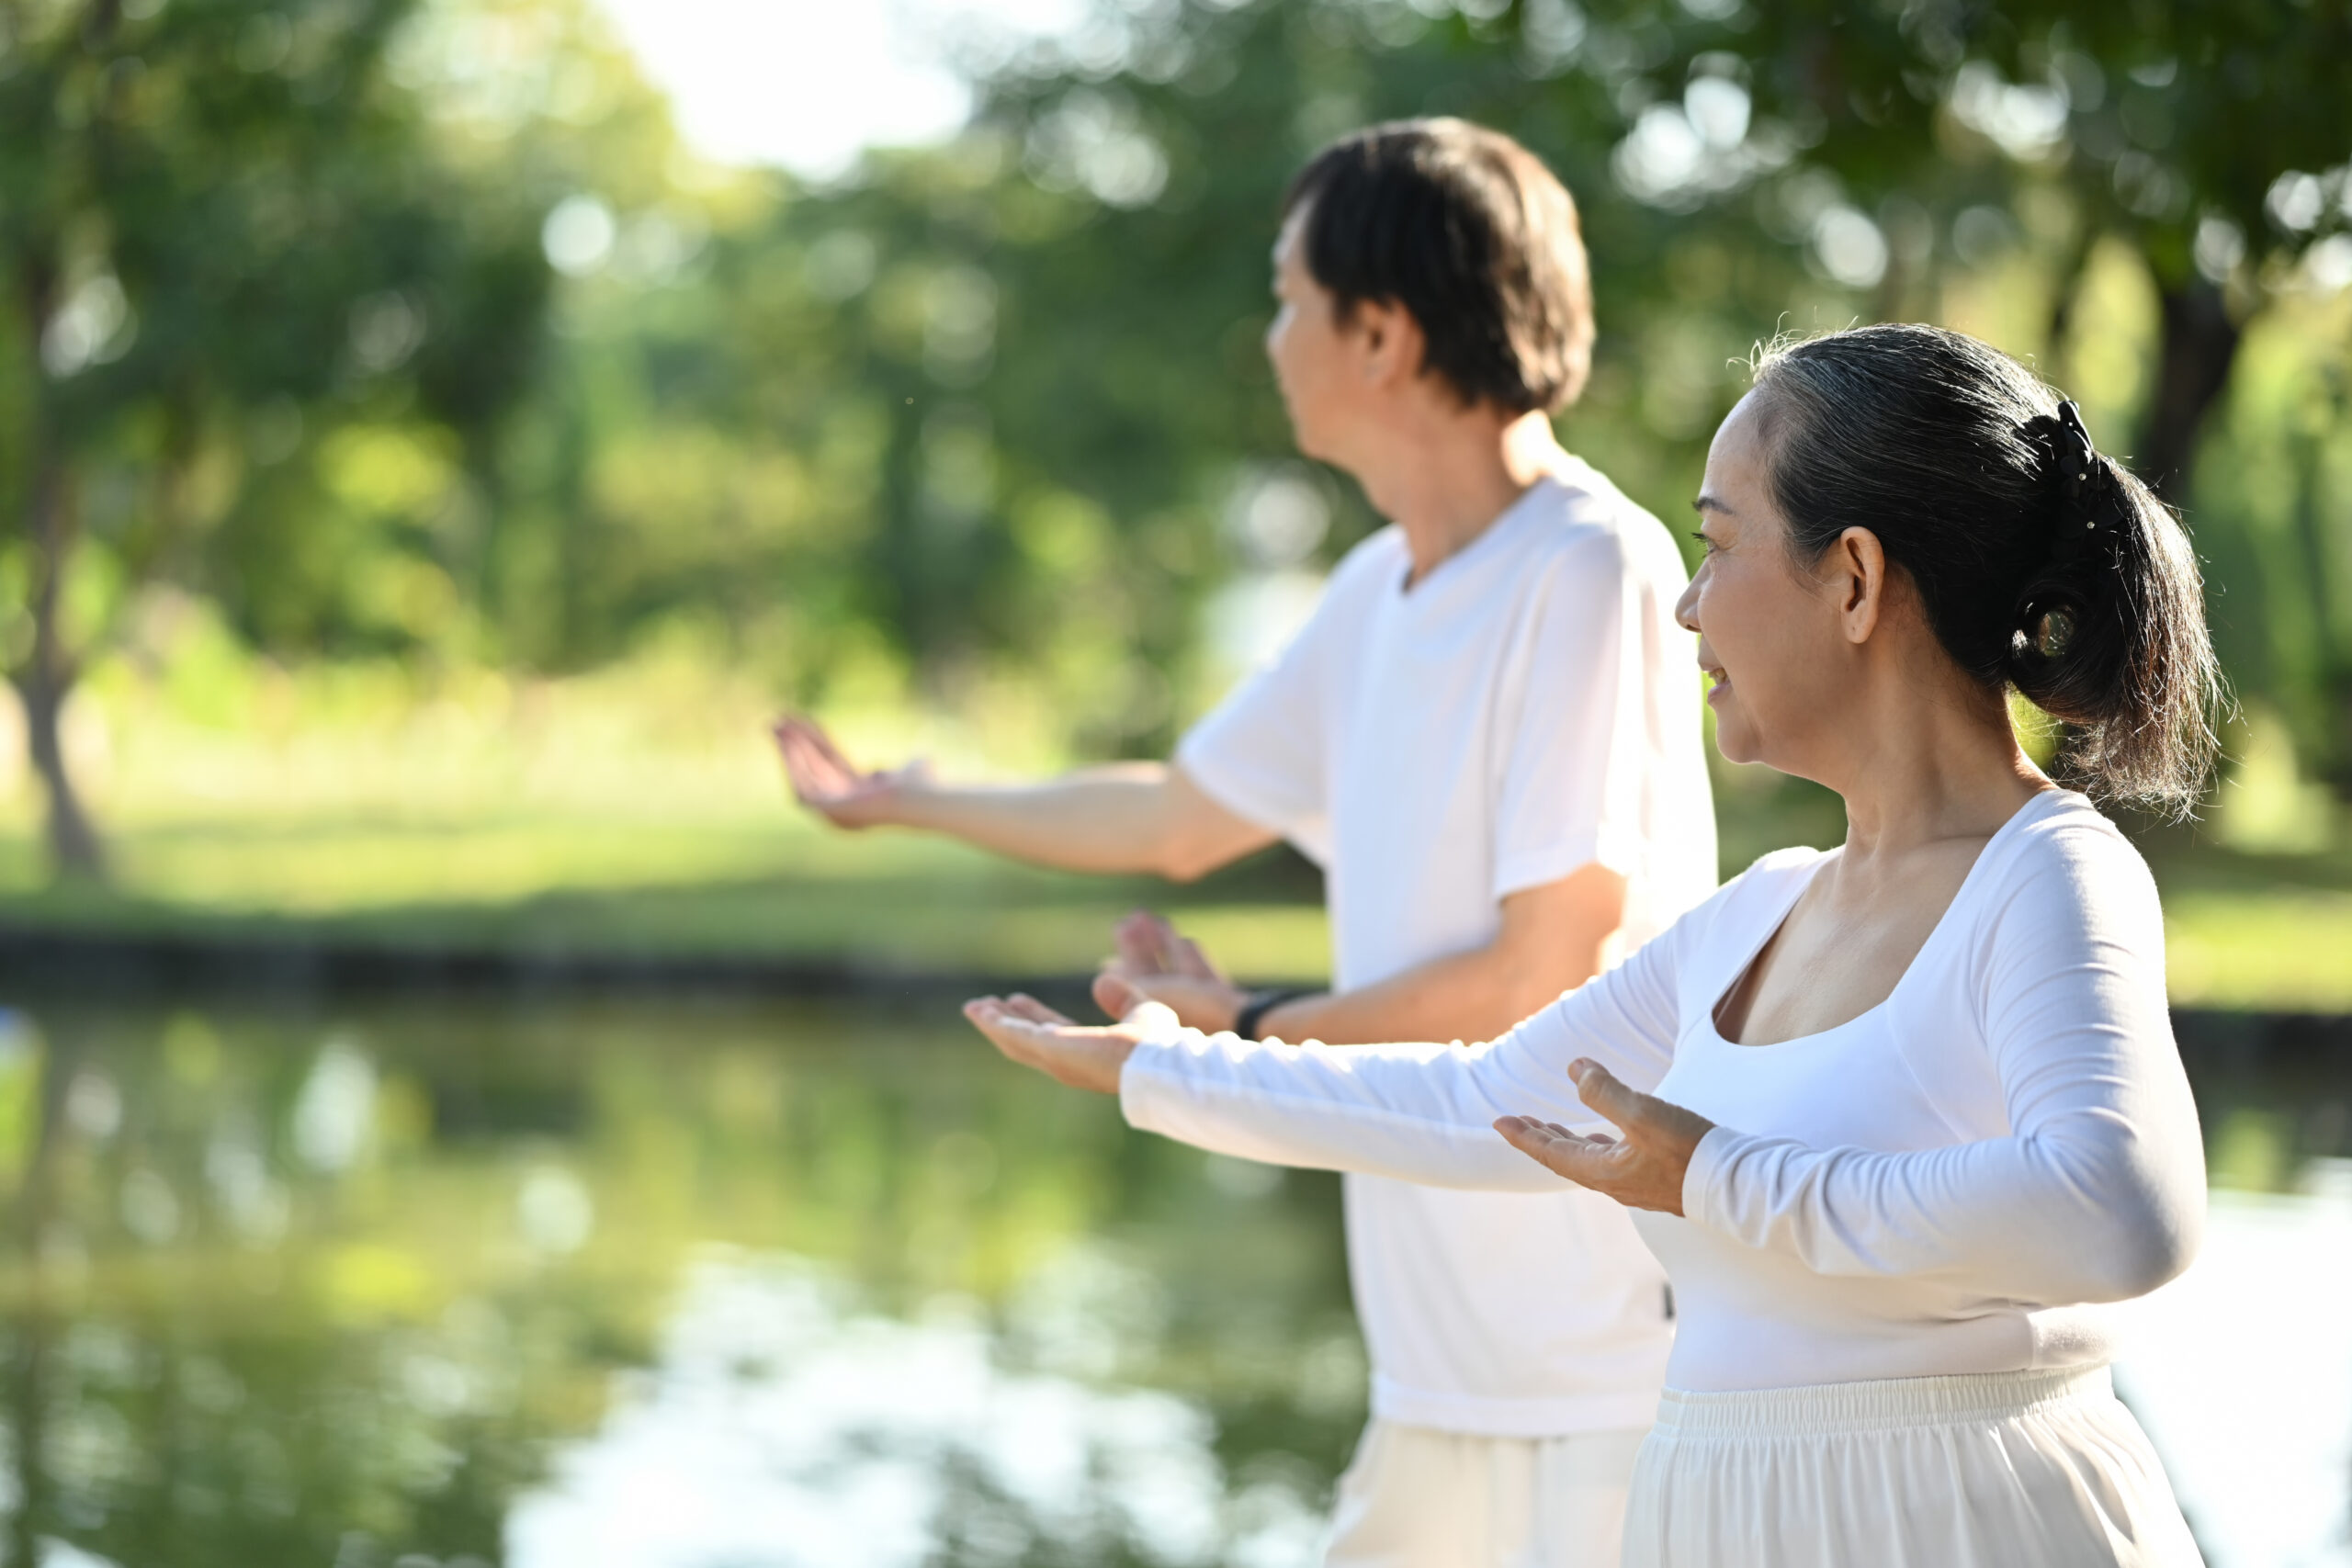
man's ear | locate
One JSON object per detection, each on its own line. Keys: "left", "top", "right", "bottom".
{"left": 1357, "top": 299, "right": 1424, "bottom": 389}
{"left": 1834, "top": 525, "right": 1888, "bottom": 645}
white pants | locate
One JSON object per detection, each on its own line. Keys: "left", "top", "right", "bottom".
{"left": 1322, "top": 1418, "right": 1647, "bottom": 1568}
{"left": 1624, "top": 1365, "right": 2204, "bottom": 1567}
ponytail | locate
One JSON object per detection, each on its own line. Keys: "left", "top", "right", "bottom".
{"left": 1751, "top": 324, "right": 2222, "bottom": 817}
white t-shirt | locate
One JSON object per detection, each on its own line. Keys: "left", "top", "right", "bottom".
{"left": 1174, "top": 460, "right": 1717, "bottom": 1436}
{"left": 1118, "top": 790, "right": 2207, "bottom": 1395}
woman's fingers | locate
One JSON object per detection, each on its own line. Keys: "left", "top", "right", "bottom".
{"left": 1001, "top": 993, "right": 1072, "bottom": 1026}
{"left": 1566, "top": 1058, "right": 1652, "bottom": 1129}
{"left": 962, "top": 998, "right": 1043, "bottom": 1066}
{"left": 1495, "top": 1115, "right": 1621, "bottom": 1187}
{"left": 961, "top": 996, "right": 1135, "bottom": 1095}
{"left": 1572, "top": 1058, "right": 1717, "bottom": 1153}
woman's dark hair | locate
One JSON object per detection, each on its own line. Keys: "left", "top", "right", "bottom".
{"left": 1750, "top": 323, "right": 2222, "bottom": 816}
{"left": 1283, "top": 118, "right": 1593, "bottom": 414}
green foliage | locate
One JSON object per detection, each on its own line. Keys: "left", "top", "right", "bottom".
{"left": 1, "top": 0, "right": 559, "bottom": 648}
{"left": 13, "top": 0, "right": 2352, "bottom": 867}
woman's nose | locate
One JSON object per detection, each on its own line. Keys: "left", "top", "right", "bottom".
{"left": 1673, "top": 573, "right": 1702, "bottom": 635}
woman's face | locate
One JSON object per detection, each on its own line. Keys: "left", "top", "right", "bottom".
{"left": 1676, "top": 391, "right": 1862, "bottom": 776}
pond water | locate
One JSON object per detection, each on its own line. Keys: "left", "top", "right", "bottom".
{"left": 0, "top": 989, "right": 2343, "bottom": 1568}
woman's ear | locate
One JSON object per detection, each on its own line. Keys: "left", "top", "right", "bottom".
{"left": 1834, "top": 526, "right": 1888, "bottom": 645}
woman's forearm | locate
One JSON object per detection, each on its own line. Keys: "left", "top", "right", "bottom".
{"left": 1118, "top": 1027, "right": 1577, "bottom": 1190}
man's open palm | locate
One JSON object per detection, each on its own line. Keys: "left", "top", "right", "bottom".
{"left": 1094, "top": 910, "right": 1250, "bottom": 1032}
{"left": 773, "top": 716, "right": 926, "bottom": 829}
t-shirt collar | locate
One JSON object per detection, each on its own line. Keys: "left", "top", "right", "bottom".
{"left": 1395, "top": 473, "right": 1563, "bottom": 601}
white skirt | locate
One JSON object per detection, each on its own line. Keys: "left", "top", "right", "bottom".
{"left": 1623, "top": 1365, "right": 2204, "bottom": 1567}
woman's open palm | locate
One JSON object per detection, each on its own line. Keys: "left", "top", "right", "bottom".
{"left": 1495, "top": 1059, "right": 1715, "bottom": 1216}
{"left": 963, "top": 993, "right": 1159, "bottom": 1095}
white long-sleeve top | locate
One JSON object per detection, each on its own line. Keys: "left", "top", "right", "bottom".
{"left": 1120, "top": 790, "right": 2207, "bottom": 1393}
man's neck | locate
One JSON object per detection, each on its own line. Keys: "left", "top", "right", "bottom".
{"left": 1355, "top": 410, "right": 1569, "bottom": 588}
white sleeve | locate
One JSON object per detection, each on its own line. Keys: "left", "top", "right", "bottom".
{"left": 1682, "top": 830, "right": 2205, "bottom": 1304}
{"left": 1491, "top": 532, "right": 1675, "bottom": 899}
{"left": 1174, "top": 551, "right": 1376, "bottom": 863}
{"left": 1118, "top": 908, "right": 1689, "bottom": 1187}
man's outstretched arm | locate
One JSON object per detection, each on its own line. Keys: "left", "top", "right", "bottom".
{"left": 1098, "top": 862, "right": 1629, "bottom": 1046}
{"left": 775, "top": 716, "right": 1276, "bottom": 881}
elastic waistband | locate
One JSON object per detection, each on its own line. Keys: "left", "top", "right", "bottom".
{"left": 1653, "top": 1365, "right": 2113, "bottom": 1438}
{"left": 1371, "top": 1372, "right": 1668, "bottom": 1440}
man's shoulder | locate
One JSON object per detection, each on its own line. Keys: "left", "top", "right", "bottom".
{"left": 1320, "top": 525, "right": 1410, "bottom": 600}
{"left": 1519, "top": 460, "right": 1689, "bottom": 589}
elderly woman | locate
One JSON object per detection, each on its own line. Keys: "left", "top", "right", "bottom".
{"left": 967, "top": 322, "right": 2215, "bottom": 1566}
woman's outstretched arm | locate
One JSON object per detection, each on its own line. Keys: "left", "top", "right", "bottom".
{"left": 964, "top": 913, "right": 1689, "bottom": 1191}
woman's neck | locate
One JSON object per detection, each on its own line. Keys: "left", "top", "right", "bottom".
{"left": 1826, "top": 668, "right": 2051, "bottom": 869}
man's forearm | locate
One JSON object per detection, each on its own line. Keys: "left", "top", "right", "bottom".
{"left": 1253, "top": 864, "right": 1628, "bottom": 1045}
{"left": 1259, "top": 942, "right": 1595, "bottom": 1048}
{"left": 889, "top": 763, "right": 1271, "bottom": 878}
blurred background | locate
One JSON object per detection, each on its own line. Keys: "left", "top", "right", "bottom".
{"left": 0, "top": 2, "right": 2346, "bottom": 1564}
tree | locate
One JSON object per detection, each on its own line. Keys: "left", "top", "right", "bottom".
{"left": 1636, "top": 0, "right": 2352, "bottom": 500}
{"left": 0, "top": 0, "right": 551, "bottom": 877}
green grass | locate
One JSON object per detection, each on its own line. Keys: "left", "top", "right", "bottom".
{"left": 2, "top": 661, "right": 2345, "bottom": 1009}
{"left": 0, "top": 807, "right": 1337, "bottom": 986}
{"left": 2139, "top": 838, "right": 2352, "bottom": 1011}
{"left": 5, "top": 805, "right": 2348, "bottom": 1009}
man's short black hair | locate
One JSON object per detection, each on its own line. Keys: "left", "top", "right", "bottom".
{"left": 1283, "top": 118, "right": 1594, "bottom": 415}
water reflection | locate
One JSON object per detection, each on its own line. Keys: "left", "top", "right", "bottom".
{"left": 2118, "top": 1166, "right": 2352, "bottom": 1568}
{"left": 0, "top": 993, "right": 2343, "bottom": 1567}
{"left": 509, "top": 1250, "right": 1325, "bottom": 1567}
{"left": 0, "top": 994, "right": 1360, "bottom": 1568}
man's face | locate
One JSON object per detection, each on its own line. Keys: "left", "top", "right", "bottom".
{"left": 1262, "top": 208, "right": 1362, "bottom": 464}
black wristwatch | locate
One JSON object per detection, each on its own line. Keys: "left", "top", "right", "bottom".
{"left": 1233, "top": 987, "right": 1317, "bottom": 1041}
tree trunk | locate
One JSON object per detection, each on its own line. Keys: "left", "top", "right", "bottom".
{"left": 2138, "top": 278, "right": 2244, "bottom": 507}
{"left": 17, "top": 450, "right": 106, "bottom": 881}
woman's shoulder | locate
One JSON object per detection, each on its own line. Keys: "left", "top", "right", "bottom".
{"left": 1995, "top": 789, "right": 2154, "bottom": 879}
{"left": 1737, "top": 841, "right": 1840, "bottom": 884}
{"left": 1971, "top": 789, "right": 2164, "bottom": 939}
{"left": 1679, "top": 842, "right": 1835, "bottom": 934}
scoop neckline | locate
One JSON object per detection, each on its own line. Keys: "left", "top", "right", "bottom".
{"left": 1702, "top": 788, "right": 2070, "bottom": 1051}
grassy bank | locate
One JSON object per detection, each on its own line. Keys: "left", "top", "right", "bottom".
{"left": 5, "top": 806, "right": 2350, "bottom": 1010}
{"left": 0, "top": 808, "right": 1335, "bottom": 984}
{"left": 2, "top": 658, "right": 2346, "bottom": 1009}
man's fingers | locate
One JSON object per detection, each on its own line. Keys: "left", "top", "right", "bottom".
{"left": 792, "top": 719, "right": 870, "bottom": 782}
{"left": 1172, "top": 934, "right": 1218, "bottom": 981}
{"left": 777, "top": 728, "right": 848, "bottom": 797}
{"left": 1114, "top": 910, "right": 1167, "bottom": 973}
{"left": 1091, "top": 970, "right": 1142, "bottom": 1021}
